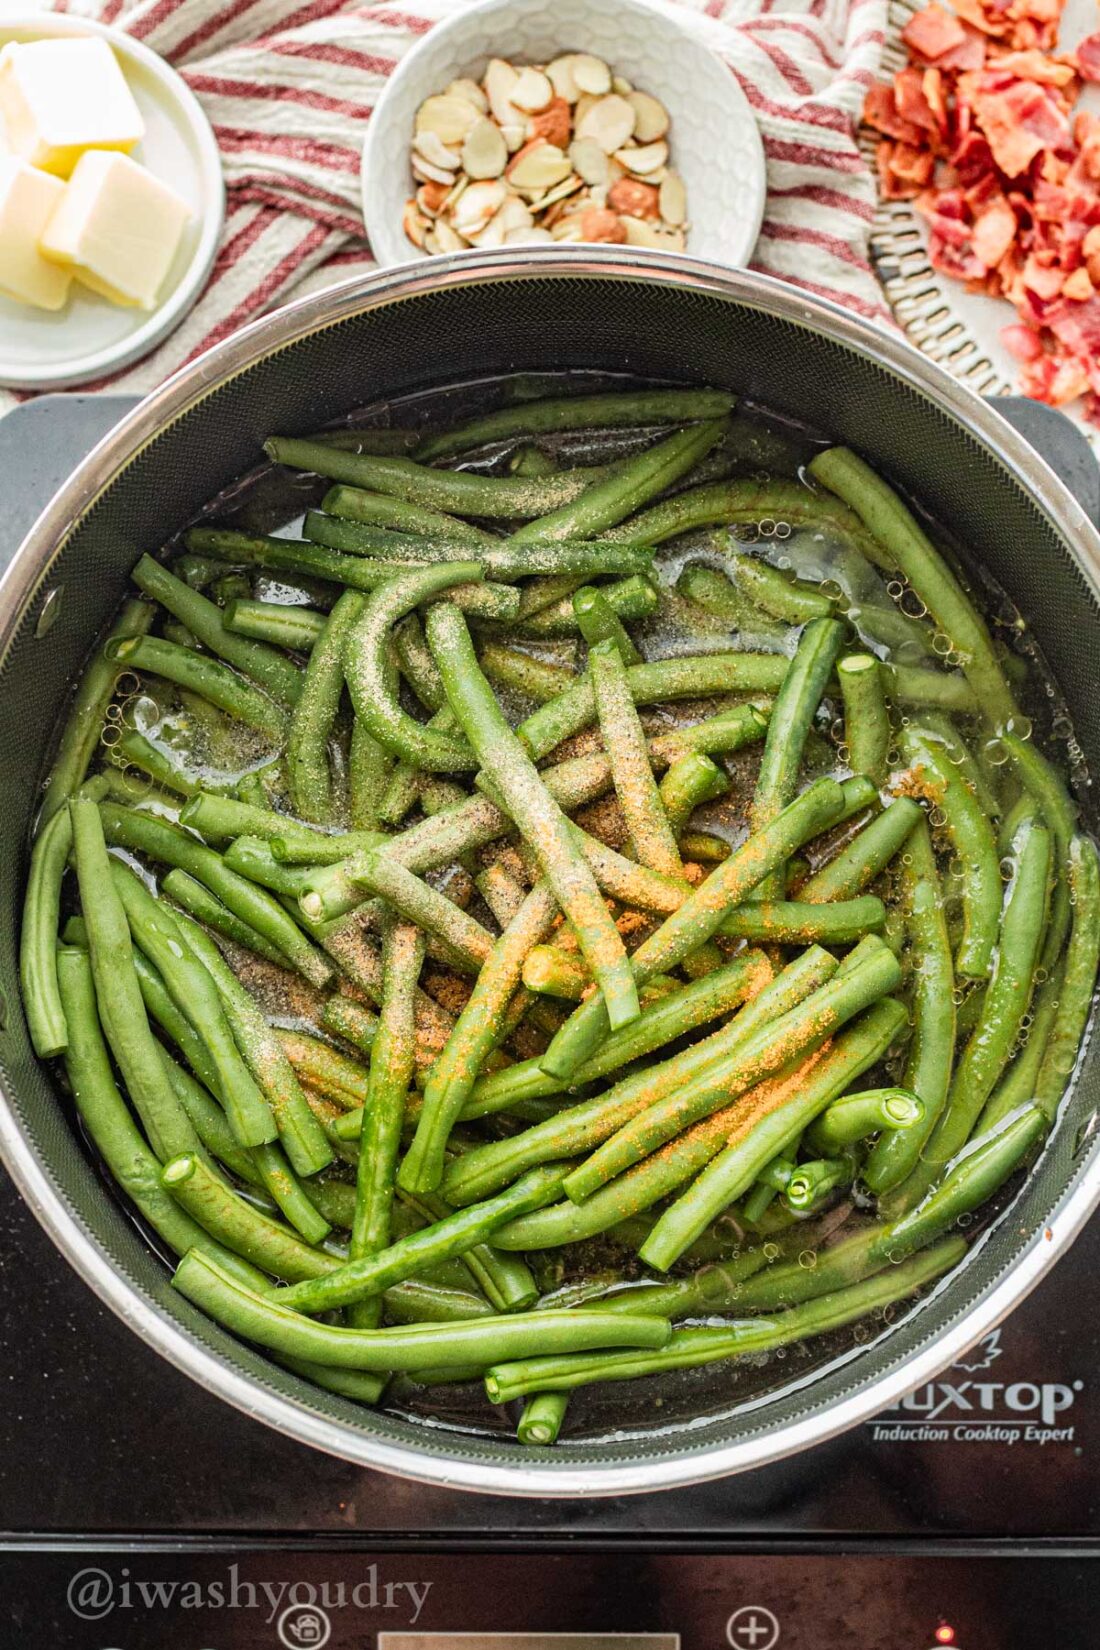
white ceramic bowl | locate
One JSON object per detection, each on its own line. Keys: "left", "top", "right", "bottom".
{"left": 361, "top": 0, "right": 765, "bottom": 269}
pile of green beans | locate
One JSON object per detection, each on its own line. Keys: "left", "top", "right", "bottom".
{"left": 20, "top": 384, "right": 1098, "bottom": 1449}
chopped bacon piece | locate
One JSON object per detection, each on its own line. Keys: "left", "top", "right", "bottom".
{"left": 862, "top": 0, "right": 1100, "bottom": 420}
{"left": 1074, "top": 32, "right": 1100, "bottom": 82}
{"left": 903, "top": 4, "right": 968, "bottom": 60}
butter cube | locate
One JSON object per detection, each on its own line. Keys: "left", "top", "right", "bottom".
{"left": 41, "top": 150, "right": 191, "bottom": 310}
{"left": 0, "top": 157, "right": 72, "bottom": 311}
{"left": 0, "top": 38, "right": 144, "bottom": 178}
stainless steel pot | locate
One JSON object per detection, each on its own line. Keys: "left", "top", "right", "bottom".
{"left": 1, "top": 248, "right": 1098, "bottom": 1497}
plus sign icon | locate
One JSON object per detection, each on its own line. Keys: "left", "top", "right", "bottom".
{"left": 726, "top": 1605, "right": 781, "bottom": 1650}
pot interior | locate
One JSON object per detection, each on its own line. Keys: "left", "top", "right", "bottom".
{"left": 1, "top": 263, "right": 1098, "bottom": 1487}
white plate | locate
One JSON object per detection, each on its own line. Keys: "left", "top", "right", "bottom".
{"left": 0, "top": 13, "right": 224, "bottom": 390}
{"left": 868, "top": 0, "right": 1100, "bottom": 442}
{"left": 361, "top": 0, "right": 766, "bottom": 271}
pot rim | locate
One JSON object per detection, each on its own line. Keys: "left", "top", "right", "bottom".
{"left": 3, "top": 246, "right": 1099, "bottom": 1498}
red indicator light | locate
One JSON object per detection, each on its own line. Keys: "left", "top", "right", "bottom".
{"left": 935, "top": 1626, "right": 956, "bottom": 1644}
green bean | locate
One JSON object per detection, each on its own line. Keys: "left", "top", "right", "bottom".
{"left": 284, "top": 590, "right": 363, "bottom": 822}
{"left": 391, "top": 613, "right": 445, "bottom": 713}
{"left": 57, "top": 949, "right": 270, "bottom": 1292}
{"left": 349, "top": 720, "right": 393, "bottom": 833}
{"left": 863, "top": 821, "right": 955, "bottom": 1202}
{"left": 591, "top": 639, "right": 682, "bottom": 878}
{"left": 1031, "top": 834, "right": 1100, "bottom": 1119}
{"left": 465, "top": 953, "right": 772, "bottom": 1123}
{"left": 160, "top": 869, "right": 293, "bottom": 969}
{"left": 416, "top": 388, "right": 735, "bottom": 461}
{"left": 427, "top": 603, "right": 638, "bottom": 1030}
{"left": 517, "top": 1391, "right": 570, "bottom": 1446}
{"left": 309, "top": 507, "right": 656, "bottom": 581}
{"left": 809, "top": 447, "right": 1018, "bottom": 728}
{"left": 719, "top": 895, "right": 885, "bottom": 944}
{"left": 40, "top": 598, "right": 155, "bottom": 826}
{"left": 509, "top": 444, "right": 557, "bottom": 477}
{"left": 799, "top": 796, "right": 922, "bottom": 904}
{"left": 218, "top": 835, "right": 318, "bottom": 900}
{"left": 162, "top": 1154, "right": 337, "bottom": 1281}
{"left": 344, "top": 563, "right": 488, "bottom": 771}
{"left": 808, "top": 1088, "right": 922, "bottom": 1156}
{"left": 276, "top": 1163, "right": 571, "bottom": 1315}
{"left": 516, "top": 574, "right": 658, "bottom": 640}
{"left": 657, "top": 753, "right": 727, "bottom": 833}
{"left": 900, "top": 726, "right": 1002, "bottom": 979}
{"left": 918, "top": 712, "right": 1002, "bottom": 821}
{"left": 539, "top": 775, "right": 847, "bottom": 1080}
{"left": 303, "top": 425, "right": 420, "bottom": 454}
{"left": 569, "top": 937, "right": 901, "bottom": 1208}
{"left": 838, "top": 654, "right": 890, "bottom": 787}
{"left": 447, "top": 950, "right": 826, "bottom": 1208}
{"left": 178, "top": 793, "right": 355, "bottom": 858}
{"left": 677, "top": 563, "right": 773, "bottom": 635}
{"left": 319, "top": 486, "right": 496, "bottom": 545}
{"left": 975, "top": 963, "right": 1063, "bottom": 1140}
{"left": 730, "top": 550, "right": 836, "bottom": 623}
{"left": 603, "top": 477, "right": 890, "bottom": 567}
{"left": 918, "top": 814, "right": 1051, "bottom": 1179}
{"left": 224, "top": 599, "right": 326, "bottom": 651}
{"left": 106, "top": 731, "right": 232, "bottom": 799}
{"left": 401, "top": 1187, "right": 538, "bottom": 1313}
{"left": 106, "top": 635, "right": 288, "bottom": 740}
{"left": 479, "top": 643, "right": 576, "bottom": 705}
{"left": 783, "top": 1158, "right": 850, "bottom": 1213}
{"left": 131, "top": 555, "right": 302, "bottom": 708}
{"left": 99, "top": 803, "right": 333, "bottom": 989}
{"left": 265, "top": 434, "right": 613, "bottom": 519}
{"left": 174, "top": 1249, "right": 670, "bottom": 1371}
{"left": 110, "top": 860, "right": 279, "bottom": 1150}
{"left": 277, "top": 1030, "right": 370, "bottom": 1108}
{"left": 20, "top": 775, "right": 108, "bottom": 1057}
{"left": 749, "top": 617, "right": 845, "bottom": 899}
{"left": 573, "top": 585, "right": 642, "bottom": 665}
{"left": 320, "top": 995, "right": 381, "bottom": 1061}
{"left": 68, "top": 798, "right": 209, "bottom": 1168}
{"left": 173, "top": 912, "right": 333, "bottom": 1176}
{"left": 522, "top": 945, "right": 589, "bottom": 1000}
{"left": 484, "top": 1237, "right": 961, "bottom": 1403}
{"left": 403, "top": 883, "right": 559, "bottom": 1194}
{"left": 353, "top": 852, "right": 492, "bottom": 975}
{"left": 508, "top": 419, "right": 726, "bottom": 546}
{"left": 1000, "top": 730, "right": 1077, "bottom": 972}
{"left": 350, "top": 921, "right": 424, "bottom": 1327}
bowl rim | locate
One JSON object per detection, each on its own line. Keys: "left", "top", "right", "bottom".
{"left": 3, "top": 246, "right": 1100, "bottom": 1497}
{"left": 359, "top": 0, "right": 766, "bottom": 270}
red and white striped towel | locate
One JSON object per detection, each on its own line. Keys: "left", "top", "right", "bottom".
{"left": 1, "top": 0, "right": 889, "bottom": 415}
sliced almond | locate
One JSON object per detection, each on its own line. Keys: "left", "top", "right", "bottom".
{"left": 589, "top": 183, "right": 608, "bottom": 209}
{"left": 424, "top": 228, "right": 442, "bottom": 255}
{"left": 403, "top": 200, "right": 429, "bottom": 248}
{"left": 614, "top": 139, "right": 668, "bottom": 175}
{"left": 467, "top": 208, "right": 510, "bottom": 250}
{"left": 412, "top": 154, "right": 457, "bottom": 186}
{"left": 462, "top": 116, "right": 509, "bottom": 179}
{"left": 620, "top": 215, "right": 685, "bottom": 251}
{"left": 550, "top": 216, "right": 587, "bottom": 241}
{"left": 442, "top": 174, "right": 469, "bottom": 213}
{"left": 484, "top": 58, "right": 523, "bottom": 127}
{"left": 505, "top": 224, "right": 554, "bottom": 244}
{"left": 527, "top": 95, "right": 570, "bottom": 148}
{"left": 446, "top": 77, "right": 488, "bottom": 113}
{"left": 612, "top": 75, "right": 633, "bottom": 95}
{"left": 577, "top": 94, "right": 636, "bottom": 155}
{"left": 500, "top": 122, "right": 527, "bottom": 153}
{"left": 609, "top": 177, "right": 660, "bottom": 220}
{"left": 415, "top": 94, "right": 479, "bottom": 146}
{"left": 433, "top": 218, "right": 468, "bottom": 253}
{"left": 416, "top": 181, "right": 450, "bottom": 217}
{"left": 658, "top": 170, "right": 687, "bottom": 227}
{"left": 573, "top": 91, "right": 599, "bottom": 129}
{"left": 569, "top": 137, "right": 610, "bottom": 186}
{"left": 546, "top": 55, "right": 580, "bottom": 103}
{"left": 528, "top": 173, "right": 584, "bottom": 212}
{"left": 507, "top": 139, "right": 572, "bottom": 192}
{"left": 627, "top": 90, "right": 670, "bottom": 143}
{"left": 511, "top": 66, "right": 554, "bottom": 112}
{"left": 451, "top": 177, "right": 509, "bottom": 236}
{"left": 413, "top": 130, "right": 461, "bottom": 172}
{"left": 498, "top": 194, "right": 536, "bottom": 232}
{"left": 571, "top": 53, "right": 612, "bottom": 95}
